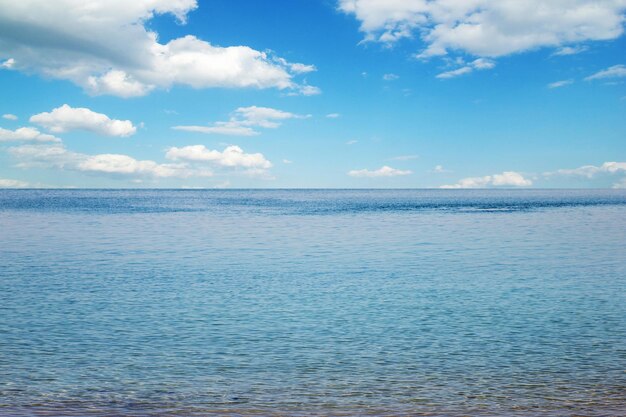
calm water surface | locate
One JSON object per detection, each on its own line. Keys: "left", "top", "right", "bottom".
{"left": 0, "top": 190, "right": 625, "bottom": 416}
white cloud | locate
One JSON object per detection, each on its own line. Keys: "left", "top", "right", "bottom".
{"left": 9, "top": 144, "right": 87, "bottom": 169}
{"left": 339, "top": 1, "right": 626, "bottom": 58}
{"left": 348, "top": 165, "right": 412, "bottom": 178}
{"left": 283, "top": 159, "right": 293, "bottom": 164}
{"left": 78, "top": 154, "right": 197, "bottom": 178}
{"left": 471, "top": 58, "right": 496, "bottom": 70}
{"left": 10, "top": 143, "right": 271, "bottom": 179}
{"left": 173, "top": 106, "right": 308, "bottom": 136}
{"left": 346, "top": 139, "right": 358, "bottom": 145}
{"left": 30, "top": 104, "right": 136, "bottom": 137}
{"left": 287, "top": 84, "right": 322, "bottom": 96}
{"left": 553, "top": 45, "right": 589, "bottom": 56}
{"left": 8, "top": 143, "right": 208, "bottom": 179}
{"left": 0, "top": 127, "right": 61, "bottom": 142}
{"left": 2, "top": 114, "right": 17, "bottom": 120}
{"left": 585, "top": 64, "right": 626, "bottom": 81}
{"left": 1, "top": 58, "right": 15, "bottom": 69}
{"left": 275, "top": 58, "right": 317, "bottom": 74}
{"left": 86, "top": 70, "right": 154, "bottom": 98}
{"left": 383, "top": 73, "right": 399, "bottom": 81}
{"left": 326, "top": 113, "right": 341, "bottom": 118}
{"left": 440, "top": 171, "right": 532, "bottom": 188}
{"left": 548, "top": 161, "right": 626, "bottom": 178}
{"left": 432, "top": 165, "right": 450, "bottom": 173}
{"left": 173, "top": 124, "right": 258, "bottom": 137}
{"left": 437, "top": 58, "right": 495, "bottom": 79}
{"left": 548, "top": 79, "right": 574, "bottom": 89}
{"left": 166, "top": 145, "right": 273, "bottom": 170}
{"left": 546, "top": 161, "right": 626, "bottom": 187}
{"left": 0, "top": 178, "right": 29, "bottom": 188}
{"left": 0, "top": 1, "right": 317, "bottom": 97}
{"left": 234, "top": 106, "right": 309, "bottom": 128}
{"left": 437, "top": 66, "right": 473, "bottom": 79}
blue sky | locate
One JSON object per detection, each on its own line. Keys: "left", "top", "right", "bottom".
{"left": 0, "top": 0, "right": 625, "bottom": 188}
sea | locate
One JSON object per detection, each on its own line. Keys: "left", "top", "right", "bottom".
{"left": 0, "top": 189, "right": 625, "bottom": 417}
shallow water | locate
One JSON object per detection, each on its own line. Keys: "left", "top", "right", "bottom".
{"left": 1, "top": 189, "right": 625, "bottom": 416}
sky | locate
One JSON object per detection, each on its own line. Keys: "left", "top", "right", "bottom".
{"left": 0, "top": 0, "right": 625, "bottom": 189}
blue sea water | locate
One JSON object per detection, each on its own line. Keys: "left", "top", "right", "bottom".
{"left": 0, "top": 189, "right": 625, "bottom": 417}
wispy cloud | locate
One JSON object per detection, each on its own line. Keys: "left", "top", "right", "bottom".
{"left": 545, "top": 161, "right": 626, "bottom": 178}
{"left": 173, "top": 106, "right": 309, "bottom": 136}
{"left": 585, "top": 65, "right": 626, "bottom": 81}
{"left": 348, "top": 166, "right": 412, "bottom": 178}
{"left": 548, "top": 79, "right": 573, "bottom": 89}
{"left": 388, "top": 154, "right": 419, "bottom": 161}
{"left": 432, "top": 165, "right": 450, "bottom": 174}
{"left": 0, "top": 178, "right": 29, "bottom": 188}
{"left": 437, "top": 59, "right": 495, "bottom": 79}
{"left": 552, "top": 45, "right": 589, "bottom": 56}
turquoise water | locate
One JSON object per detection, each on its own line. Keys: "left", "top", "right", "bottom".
{"left": 1, "top": 189, "right": 625, "bottom": 416}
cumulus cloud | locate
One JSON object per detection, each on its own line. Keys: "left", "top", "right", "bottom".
{"left": 173, "top": 106, "right": 309, "bottom": 136}
{"left": 166, "top": 145, "right": 272, "bottom": 170}
{"left": 585, "top": 64, "right": 626, "bottom": 81}
{"left": 348, "top": 165, "right": 412, "bottom": 178}
{"left": 78, "top": 154, "right": 198, "bottom": 178}
{"left": 9, "top": 143, "right": 199, "bottom": 179}
{"left": 440, "top": 171, "right": 532, "bottom": 188}
{"left": 9, "top": 144, "right": 86, "bottom": 169}
{"left": 86, "top": 70, "right": 155, "bottom": 98}
{"left": 0, "top": 178, "right": 29, "bottom": 188}
{"left": 0, "top": 1, "right": 317, "bottom": 97}
{"left": 339, "top": 1, "right": 626, "bottom": 59}
{"left": 548, "top": 79, "right": 574, "bottom": 89}
{"left": 8, "top": 140, "right": 274, "bottom": 184}
{"left": 0, "top": 127, "right": 61, "bottom": 142}
{"left": 8, "top": 143, "right": 210, "bottom": 179}
{"left": 437, "top": 58, "right": 495, "bottom": 79}
{"left": 2, "top": 114, "right": 17, "bottom": 120}
{"left": 383, "top": 73, "right": 399, "bottom": 81}
{"left": 30, "top": 104, "right": 136, "bottom": 137}
{"left": 326, "top": 113, "right": 341, "bottom": 118}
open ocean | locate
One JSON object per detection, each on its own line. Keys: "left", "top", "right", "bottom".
{"left": 1, "top": 189, "right": 625, "bottom": 417}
